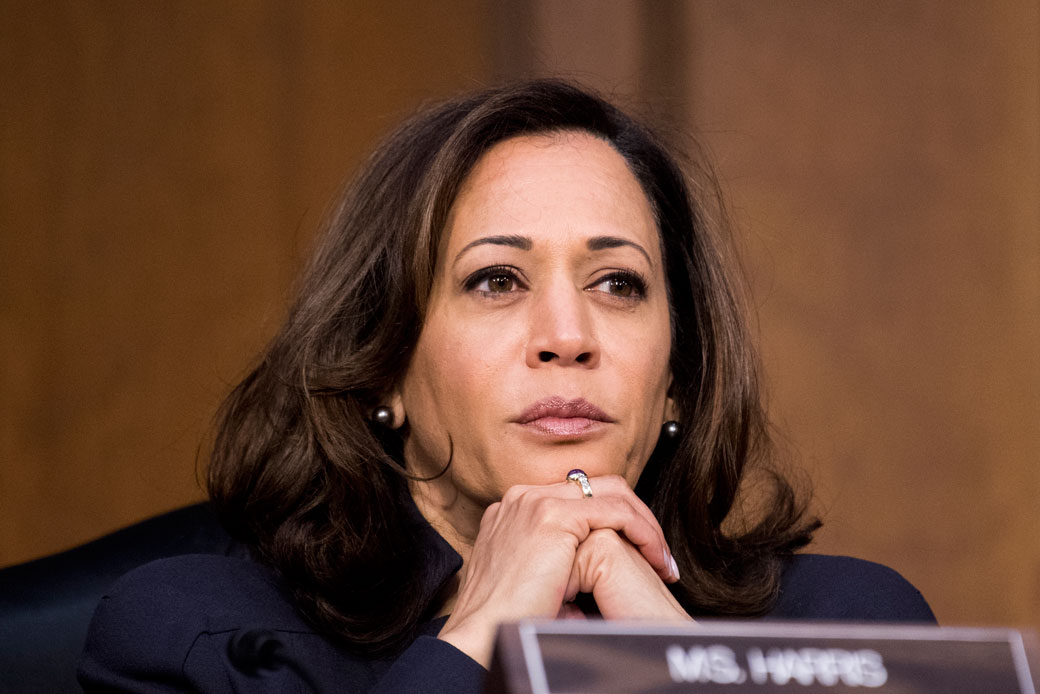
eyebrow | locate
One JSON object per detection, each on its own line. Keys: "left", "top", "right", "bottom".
{"left": 586, "top": 236, "right": 652, "bottom": 265}
{"left": 454, "top": 235, "right": 532, "bottom": 265}
{"left": 453, "top": 234, "right": 652, "bottom": 267}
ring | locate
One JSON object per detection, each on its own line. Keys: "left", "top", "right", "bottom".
{"left": 566, "top": 469, "right": 593, "bottom": 498}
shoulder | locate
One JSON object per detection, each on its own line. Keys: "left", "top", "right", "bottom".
{"left": 768, "top": 554, "right": 936, "bottom": 623}
{"left": 79, "top": 554, "right": 484, "bottom": 693}
{"left": 93, "top": 552, "right": 305, "bottom": 630}
{"left": 78, "top": 554, "right": 313, "bottom": 692}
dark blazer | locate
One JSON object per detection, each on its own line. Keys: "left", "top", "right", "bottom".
{"left": 0, "top": 504, "right": 240, "bottom": 694}
{"left": 78, "top": 527, "right": 934, "bottom": 693}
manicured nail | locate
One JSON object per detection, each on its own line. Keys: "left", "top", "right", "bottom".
{"left": 670, "top": 556, "right": 680, "bottom": 581}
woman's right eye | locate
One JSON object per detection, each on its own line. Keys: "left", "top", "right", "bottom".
{"left": 463, "top": 266, "right": 524, "bottom": 296}
{"left": 482, "top": 274, "right": 516, "bottom": 292}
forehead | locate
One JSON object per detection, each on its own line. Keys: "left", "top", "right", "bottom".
{"left": 440, "top": 132, "right": 660, "bottom": 262}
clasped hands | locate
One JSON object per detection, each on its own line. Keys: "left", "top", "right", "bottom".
{"left": 437, "top": 474, "right": 693, "bottom": 668}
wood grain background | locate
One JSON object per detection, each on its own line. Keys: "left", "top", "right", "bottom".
{"left": 2, "top": 1, "right": 1037, "bottom": 629}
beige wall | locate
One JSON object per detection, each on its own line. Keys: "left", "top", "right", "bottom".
{"left": 3, "top": 1, "right": 1037, "bottom": 630}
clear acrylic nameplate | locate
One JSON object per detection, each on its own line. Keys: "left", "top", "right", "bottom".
{"left": 487, "top": 620, "right": 1039, "bottom": 693}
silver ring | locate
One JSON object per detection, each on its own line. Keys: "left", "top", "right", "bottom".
{"left": 566, "top": 469, "right": 593, "bottom": 498}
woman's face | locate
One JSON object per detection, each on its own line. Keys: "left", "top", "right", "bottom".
{"left": 395, "top": 131, "right": 673, "bottom": 510}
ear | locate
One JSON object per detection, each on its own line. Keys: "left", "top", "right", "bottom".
{"left": 664, "top": 373, "right": 678, "bottom": 422}
{"left": 386, "top": 388, "right": 406, "bottom": 430}
{"left": 664, "top": 395, "right": 678, "bottom": 423}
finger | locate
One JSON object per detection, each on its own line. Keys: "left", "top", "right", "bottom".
{"left": 556, "top": 602, "right": 587, "bottom": 620}
{"left": 495, "top": 482, "right": 676, "bottom": 581}
{"left": 542, "top": 494, "right": 675, "bottom": 582}
{"left": 570, "top": 529, "right": 692, "bottom": 621}
{"left": 480, "top": 500, "right": 502, "bottom": 528}
{"left": 523, "top": 475, "right": 668, "bottom": 551}
{"left": 581, "top": 475, "right": 679, "bottom": 583}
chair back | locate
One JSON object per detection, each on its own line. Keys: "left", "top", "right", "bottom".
{"left": 0, "top": 503, "right": 237, "bottom": 694}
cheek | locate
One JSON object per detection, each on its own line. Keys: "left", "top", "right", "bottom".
{"left": 617, "top": 316, "right": 672, "bottom": 401}
{"left": 402, "top": 321, "right": 501, "bottom": 433}
{"left": 400, "top": 324, "right": 516, "bottom": 481}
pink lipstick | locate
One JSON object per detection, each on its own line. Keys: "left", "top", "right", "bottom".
{"left": 514, "top": 397, "right": 614, "bottom": 437}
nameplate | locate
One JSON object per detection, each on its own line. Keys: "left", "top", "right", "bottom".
{"left": 487, "top": 620, "right": 1039, "bottom": 693}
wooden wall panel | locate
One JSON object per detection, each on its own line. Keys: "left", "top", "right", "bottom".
{"left": 4, "top": 0, "right": 1037, "bottom": 634}
{"left": 683, "top": 2, "right": 1040, "bottom": 628}
{"left": 0, "top": 2, "right": 489, "bottom": 566}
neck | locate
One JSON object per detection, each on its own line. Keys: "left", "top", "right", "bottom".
{"left": 409, "top": 477, "right": 486, "bottom": 615}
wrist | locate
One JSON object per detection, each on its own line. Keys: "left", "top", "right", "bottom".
{"left": 438, "top": 621, "right": 497, "bottom": 669}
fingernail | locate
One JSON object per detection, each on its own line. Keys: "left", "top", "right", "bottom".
{"left": 670, "top": 555, "right": 680, "bottom": 581}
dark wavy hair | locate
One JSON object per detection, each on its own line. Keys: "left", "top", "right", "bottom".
{"left": 208, "top": 79, "right": 818, "bottom": 655}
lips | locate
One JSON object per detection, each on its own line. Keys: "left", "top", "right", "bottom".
{"left": 514, "top": 397, "right": 614, "bottom": 437}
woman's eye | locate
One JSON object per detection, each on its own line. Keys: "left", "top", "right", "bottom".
{"left": 589, "top": 272, "right": 647, "bottom": 299}
{"left": 483, "top": 274, "right": 516, "bottom": 293}
{"left": 464, "top": 266, "right": 524, "bottom": 296}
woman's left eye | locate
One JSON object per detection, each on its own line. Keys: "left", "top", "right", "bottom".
{"left": 588, "top": 272, "right": 647, "bottom": 299}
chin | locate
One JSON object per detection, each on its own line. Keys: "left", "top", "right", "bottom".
{"left": 514, "top": 447, "right": 643, "bottom": 487}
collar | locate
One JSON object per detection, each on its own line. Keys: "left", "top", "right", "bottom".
{"left": 400, "top": 485, "right": 464, "bottom": 617}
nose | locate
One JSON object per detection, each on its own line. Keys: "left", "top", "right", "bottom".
{"left": 525, "top": 284, "right": 600, "bottom": 368}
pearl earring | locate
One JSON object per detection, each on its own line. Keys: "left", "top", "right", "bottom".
{"left": 371, "top": 406, "right": 394, "bottom": 428}
{"left": 662, "top": 420, "right": 680, "bottom": 439}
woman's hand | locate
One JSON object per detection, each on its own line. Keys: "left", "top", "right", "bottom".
{"left": 567, "top": 527, "right": 691, "bottom": 621}
{"left": 437, "top": 475, "right": 690, "bottom": 668}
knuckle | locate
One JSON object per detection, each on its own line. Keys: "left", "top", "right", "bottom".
{"left": 584, "top": 528, "right": 622, "bottom": 551}
{"left": 605, "top": 495, "right": 635, "bottom": 518}
{"left": 500, "top": 485, "right": 528, "bottom": 505}
{"left": 597, "top": 474, "right": 628, "bottom": 492}
{"left": 480, "top": 502, "right": 501, "bottom": 525}
{"left": 532, "top": 496, "right": 561, "bottom": 522}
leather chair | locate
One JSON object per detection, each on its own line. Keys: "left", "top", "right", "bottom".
{"left": 0, "top": 503, "right": 238, "bottom": 694}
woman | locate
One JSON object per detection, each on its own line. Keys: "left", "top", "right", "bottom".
{"left": 79, "top": 80, "right": 933, "bottom": 692}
